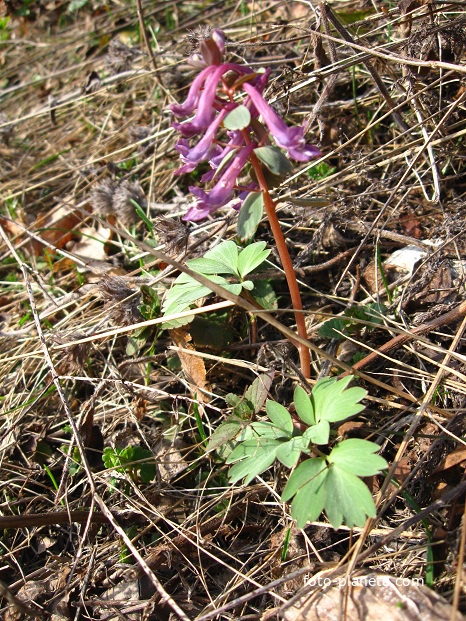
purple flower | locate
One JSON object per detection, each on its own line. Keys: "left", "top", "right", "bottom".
{"left": 183, "top": 143, "right": 255, "bottom": 221}
{"left": 171, "top": 63, "right": 254, "bottom": 138}
{"left": 170, "top": 66, "right": 216, "bottom": 118}
{"left": 243, "top": 83, "right": 321, "bottom": 162}
{"left": 175, "top": 108, "right": 228, "bottom": 174}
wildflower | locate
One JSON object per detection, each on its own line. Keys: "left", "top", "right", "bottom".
{"left": 172, "top": 64, "right": 252, "bottom": 138}
{"left": 170, "top": 28, "right": 321, "bottom": 221}
{"left": 243, "top": 83, "right": 321, "bottom": 162}
{"left": 184, "top": 143, "right": 255, "bottom": 221}
{"left": 170, "top": 66, "right": 217, "bottom": 118}
{"left": 175, "top": 108, "right": 227, "bottom": 174}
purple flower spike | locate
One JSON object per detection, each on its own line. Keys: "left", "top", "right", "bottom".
{"left": 183, "top": 143, "right": 255, "bottom": 221}
{"left": 243, "top": 83, "right": 321, "bottom": 162}
{"left": 175, "top": 108, "right": 228, "bottom": 174}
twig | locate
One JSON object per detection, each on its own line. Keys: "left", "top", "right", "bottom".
{"left": 0, "top": 511, "right": 109, "bottom": 529}
{"left": 347, "top": 300, "right": 466, "bottom": 374}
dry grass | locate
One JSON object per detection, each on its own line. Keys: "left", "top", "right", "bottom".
{"left": 0, "top": 0, "right": 465, "bottom": 619}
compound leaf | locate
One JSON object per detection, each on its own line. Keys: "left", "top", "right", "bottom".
{"left": 303, "top": 419, "right": 330, "bottom": 445}
{"left": 237, "top": 241, "right": 270, "bottom": 278}
{"left": 227, "top": 438, "right": 281, "bottom": 484}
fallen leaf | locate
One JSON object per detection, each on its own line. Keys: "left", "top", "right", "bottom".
{"left": 68, "top": 222, "right": 113, "bottom": 261}
{"left": 169, "top": 327, "right": 209, "bottom": 403}
{"left": 433, "top": 446, "right": 466, "bottom": 474}
{"left": 399, "top": 211, "right": 423, "bottom": 239}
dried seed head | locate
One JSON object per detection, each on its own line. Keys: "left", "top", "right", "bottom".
{"left": 90, "top": 178, "right": 118, "bottom": 216}
{"left": 105, "top": 39, "right": 141, "bottom": 75}
{"left": 185, "top": 26, "right": 213, "bottom": 55}
{"left": 99, "top": 274, "right": 143, "bottom": 327}
{"left": 154, "top": 216, "right": 190, "bottom": 256}
{"left": 53, "top": 332, "right": 92, "bottom": 374}
{"left": 112, "top": 180, "right": 146, "bottom": 225}
{"left": 90, "top": 178, "right": 146, "bottom": 225}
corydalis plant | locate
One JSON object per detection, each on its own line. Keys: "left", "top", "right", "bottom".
{"left": 171, "top": 28, "right": 321, "bottom": 378}
{"left": 171, "top": 28, "right": 320, "bottom": 221}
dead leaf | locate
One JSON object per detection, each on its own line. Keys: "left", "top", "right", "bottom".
{"left": 399, "top": 211, "right": 423, "bottom": 239}
{"left": 68, "top": 222, "right": 113, "bottom": 261}
{"left": 433, "top": 446, "right": 466, "bottom": 474}
{"left": 169, "top": 327, "right": 209, "bottom": 403}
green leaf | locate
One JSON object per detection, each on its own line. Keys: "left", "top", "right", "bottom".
{"left": 282, "top": 458, "right": 328, "bottom": 527}
{"left": 276, "top": 437, "right": 306, "bottom": 468}
{"left": 303, "top": 419, "right": 330, "bottom": 445}
{"left": 226, "top": 393, "right": 254, "bottom": 418}
{"left": 251, "top": 279, "right": 278, "bottom": 310}
{"left": 293, "top": 385, "right": 315, "bottom": 425}
{"left": 265, "top": 400, "right": 293, "bottom": 435}
{"left": 224, "top": 105, "right": 251, "bottom": 130}
{"left": 323, "top": 466, "right": 377, "bottom": 528}
{"left": 185, "top": 257, "right": 236, "bottom": 276}
{"left": 203, "top": 240, "right": 240, "bottom": 276}
{"left": 206, "top": 416, "right": 244, "bottom": 451}
{"left": 255, "top": 146, "right": 294, "bottom": 177}
{"left": 328, "top": 439, "right": 387, "bottom": 476}
{"left": 227, "top": 438, "right": 281, "bottom": 484}
{"left": 237, "top": 241, "right": 270, "bottom": 279}
{"left": 68, "top": 0, "right": 89, "bottom": 11}
{"left": 318, "top": 317, "right": 350, "bottom": 340}
{"left": 281, "top": 457, "right": 327, "bottom": 502}
{"left": 250, "top": 421, "right": 290, "bottom": 440}
{"left": 139, "top": 462, "right": 157, "bottom": 483}
{"left": 311, "top": 376, "right": 367, "bottom": 424}
{"left": 244, "top": 371, "right": 274, "bottom": 413}
{"left": 237, "top": 192, "right": 264, "bottom": 242}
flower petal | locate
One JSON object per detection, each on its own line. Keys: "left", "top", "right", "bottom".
{"left": 183, "top": 143, "right": 255, "bottom": 221}
{"left": 243, "top": 82, "right": 321, "bottom": 161}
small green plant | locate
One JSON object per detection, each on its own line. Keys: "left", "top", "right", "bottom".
{"left": 161, "top": 239, "right": 270, "bottom": 328}
{"left": 103, "top": 445, "right": 156, "bottom": 487}
{"left": 206, "top": 372, "right": 275, "bottom": 458}
{"left": 223, "top": 376, "right": 387, "bottom": 529}
{"left": 319, "top": 303, "right": 387, "bottom": 340}
{"left": 307, "top": 161, "right": 336, "bottom": 180}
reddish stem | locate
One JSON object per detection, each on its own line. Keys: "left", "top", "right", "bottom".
{"left": 249, "top": 151, "right": 311, "bottom": 378}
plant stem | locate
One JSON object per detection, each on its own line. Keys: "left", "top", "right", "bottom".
{"left": 249, "top": 152, "right": 311, "bottom": 378}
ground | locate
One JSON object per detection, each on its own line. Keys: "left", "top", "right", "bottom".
{"left": 0, "top": 1, "right": 465, "bottom": 620}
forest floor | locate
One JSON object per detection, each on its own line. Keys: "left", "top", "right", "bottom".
{"left": 0, "top": 1, "right": 465, "bottom": 620}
